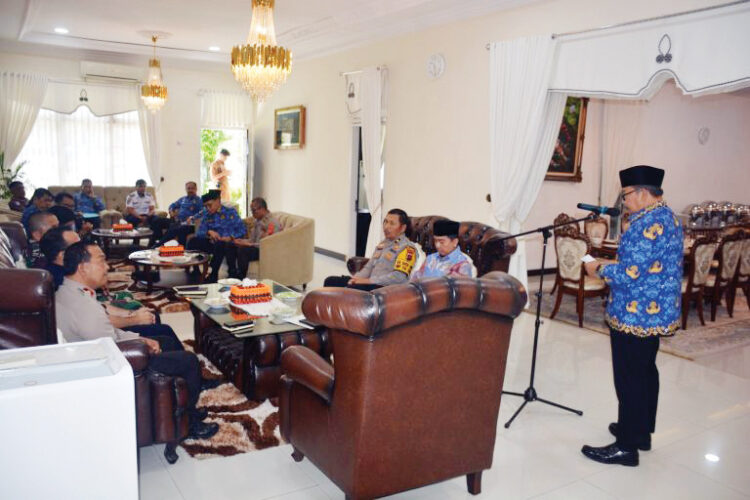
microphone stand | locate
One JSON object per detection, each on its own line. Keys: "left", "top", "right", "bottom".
{"left": 499, "top": 212, "right": 597, "bottom": 428}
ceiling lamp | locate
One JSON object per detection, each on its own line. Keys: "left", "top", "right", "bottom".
{"left": 141, "top": 35, "right": 168, "bottom": 112}
{"left": 231, "top": 0, "right": 292, "bottom": 103}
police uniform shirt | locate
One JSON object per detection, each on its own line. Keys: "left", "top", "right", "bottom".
{"left": 169, "top": 195, "right": 203, "bottom": 222}
{"left": 125, "top": 191, "right": 156, "bottom": 216}
{"left": 411, "top": 246, "right": 475, "bottom": 280}
{"left": 55, "top": 278, "right": 140, "bottom": 343}
{"left": 249, "top": 212, "right": 284, "bottom": 244}
{"left": 598, "top": 201, "right": 683, "bottom": 337}
{"left": 356, "top": 234, "right": 418, "bottom": 286}
{"left": 74, "top": 191, "right": 105, "bottom": 214}
{"left": 195, "top": 205, "right": 246, "bottom": 239}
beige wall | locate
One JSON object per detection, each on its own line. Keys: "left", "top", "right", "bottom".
{"left": 0, "top": 51, "right": 239, "bottom": 207}
{"left": 253, "top": 0, "right": 736, "bottom": 260}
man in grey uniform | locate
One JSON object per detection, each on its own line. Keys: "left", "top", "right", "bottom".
{"left": 324, "top": 208, "right": 418, "bottom": 291}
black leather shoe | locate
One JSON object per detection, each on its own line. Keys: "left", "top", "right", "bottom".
{"left": 201, "top": 378, "right": 223, "bottom": 391}
{"left": 188, "top": 421, "right": 219, "bottom": 440}
{"left": 194, "top": 407, "right": 209, "bottom": 421}
{"left": 581, "top": 442, "right": 638, "bottom": 466}
{"left": 609, "top": 422, "right": 651, "bottom": 451}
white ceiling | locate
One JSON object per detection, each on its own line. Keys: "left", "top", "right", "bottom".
{"left": 0, "top": 0, "right": 542, "bottom": 69}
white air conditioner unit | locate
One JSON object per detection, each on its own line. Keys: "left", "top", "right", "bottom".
{"left": 80, "top": 61, "right": 143, "bottom": 84}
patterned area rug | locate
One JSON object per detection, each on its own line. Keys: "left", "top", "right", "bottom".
{"left": 180, "top": 340, "right": 283, "bottom": 459}
{"left": 529, "top": 276, "right": 750, "bottom": 360}
{"left": 106, "top": 262, "right": 191, "bottom": 314}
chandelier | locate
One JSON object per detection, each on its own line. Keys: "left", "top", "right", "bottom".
{"left": 141, "top": 35, "right": 168, "bottom": 112}
{"left": 231, "top": 0, "right": 292, "bottom": 103}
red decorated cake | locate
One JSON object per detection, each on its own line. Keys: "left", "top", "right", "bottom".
{"left": 158, "top": 245, "right": 185, "bottom": 257}
{"left": 230, "top": 283, "right": 272, "bottom": 304}
{"left": 112, "top": 223, "right": 134, "bottom": 232}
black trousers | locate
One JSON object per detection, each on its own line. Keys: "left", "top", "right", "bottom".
{"left": 323, "top": 275, "right": 383, "bottom": 292}
{"left": 154, "top": 221, "right": 194, "bottom": 247}
{"left": 237, "top": 245, "right": 259, "bottom": 278}
{"left": 125, "top": 214, "right": 171, "bottom": 242}
{"left": 187, "top": 236, "right": 238, "bottom": 280}
{"left": 125, "top": 324, "right": 201, "bottom": 413}
{"left": 610, "top": 328, "right": 660, "bottom": 451}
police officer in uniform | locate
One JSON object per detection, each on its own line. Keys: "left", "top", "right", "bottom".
{"left": 324, "top": 208, "right": 417, "bottom": 291}
{"left": 581, "top": 165, "right": 683, "bottom": 466}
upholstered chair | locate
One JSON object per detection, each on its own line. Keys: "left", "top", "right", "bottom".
{"left": 346, "top": 216, "right": 517, "bottom": 277}
{"left": 725, "top": 231, "right": 750, "bottom": 316}
{"left": 280, "top": 272, "right": 527, "bottom": 500}
{"left": 550, "top": 232, "right": 608, "bottom": 327}
{"left": 681, "top": 235, "right": 720, "bottom": 329}
{"left": 550, "top": 213, "right": 581, "bottom": 295}
{"left": 705, "top": 231, "right": 744, "bottom": 321}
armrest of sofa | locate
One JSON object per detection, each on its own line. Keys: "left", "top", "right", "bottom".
{"left": 117, "top": 339, "right": 149, "bottom": 371}
{"left": 281, "top": 345, "right": 334, "bottom": 404}
{"left": 347, "top": 256, "right": 369, "bottom": 275}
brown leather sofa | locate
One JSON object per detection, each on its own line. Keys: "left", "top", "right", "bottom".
{"left": 0, "top": 230, "right": 190, "bottom": 463}
{"left": 280, "top": 272, "right": 527, "bottom": 500}
{"left": 347, "top": 215, "right": 517, "bottom": 277}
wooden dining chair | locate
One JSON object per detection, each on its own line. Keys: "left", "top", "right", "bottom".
{"left": 550, "top": 213, "right": 580, "bottom": 295}
{"left": 584, "top": 215, "right": 608, "bottom": 245}
{"left": 551, "top": 232, "right": 608, "bottom": 327}
{"left": 681, "top": 235, "right": 719, "bottom": 329}
{"left": 706, "top": 231, "right": 744, "bottom": 321}
{"left": 727, "top": 231, "right": 750, "bottom": 316}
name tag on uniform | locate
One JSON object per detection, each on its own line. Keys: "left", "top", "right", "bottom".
{"left": 384, "top": 251, "right": 395, "bottom": 261}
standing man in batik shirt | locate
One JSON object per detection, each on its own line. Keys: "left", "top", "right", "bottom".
{"left": 411, "top": 219, "right": 475, "bottom": 280}
{"left": 210, "top": 149, "right": 231, "bottom": 203}
{"left": 74, "top": 179, "right": 105, "bottom": 229}
{"left": 187, "top": 190, "right": 246, "bottom": 282}
{"left": 232, "top": 197, "right": 284, "bottom": 278}
{"left": 581, "top": 165, "right": 683, "bottom": 467}
{"left": 324, "top": 208, "right": 418, "bottom": 291}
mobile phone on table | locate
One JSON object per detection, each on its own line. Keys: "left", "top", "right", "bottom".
{"left": 223, "top": 319, "right": 255, "bottom": 328}
{"left": 299, "top": 318, "right": 317, "bottom": 328}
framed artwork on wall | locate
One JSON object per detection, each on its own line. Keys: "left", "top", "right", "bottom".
{"left": 274, "top": 105, "right": 306, "bottom": 150}
{"left": 545, "top": 97, "right": 589, "bottom": 182}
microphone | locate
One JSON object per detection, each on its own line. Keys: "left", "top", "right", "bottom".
{"left": 576, "top": 203, "right": 621, "bottom": 217}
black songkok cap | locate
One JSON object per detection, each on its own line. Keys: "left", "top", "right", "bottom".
{"left": 434, "top": 219, "right": 460, "bottom": 237}
{"left": 48, "top": 206, "right": 76, "bottom": 226}
{"left": 201, "top": 190, "right": 221, "bottom": 203}
{"left": 619, "top": 165, "right": 665, "bottom": 188}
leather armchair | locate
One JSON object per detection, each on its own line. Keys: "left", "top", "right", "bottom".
{"left": 280, "top": 272, "right": 527, "bottom": 500}
{"left": 0, "top": 264, "right": 189, "bottom": 464}
{"left": 347, "top": 215, "right": 517, "bottom": 277}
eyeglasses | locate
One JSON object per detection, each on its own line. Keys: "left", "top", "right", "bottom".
{"left": 620, "top": 189, "right": 637, "bottom": 202}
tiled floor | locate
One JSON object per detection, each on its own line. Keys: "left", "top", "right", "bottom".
{"left": 144, "top": 254, "right": 750, "bottom": 500}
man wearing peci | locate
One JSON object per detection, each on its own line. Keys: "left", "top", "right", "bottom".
{"left": 581, "top": 165, "right": 683, "bottom": 467}
{"left": 411, "top": 219, "right": 475, "bottom": 279}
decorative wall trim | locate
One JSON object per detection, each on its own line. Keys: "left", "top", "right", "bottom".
{"left": 315, "top": 247, "right": 347, "bottom": 261}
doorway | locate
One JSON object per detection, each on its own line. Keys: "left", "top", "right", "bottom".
{"left": 352, "top": 127, "right": 371, "bottom": 257}
{"left": 200, "top": 128, "right": 249, "bottom": 217}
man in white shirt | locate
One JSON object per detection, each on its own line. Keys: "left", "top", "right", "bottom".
{"left": 56, "top": 241, "right": 219, "bottom": 440}
{"left": 124, "top": 179, "right": 170, "bottom": 243}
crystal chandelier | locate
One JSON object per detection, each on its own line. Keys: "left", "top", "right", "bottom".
{"left": 231, "top": 0, "right": 292, "bottom": 103}
{"left": 141, "top": 35, "right": 168, "bottom": 112}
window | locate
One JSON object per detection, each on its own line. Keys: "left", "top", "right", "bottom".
{"left": 16, "top": 106, "right": 150, "bottom": 189}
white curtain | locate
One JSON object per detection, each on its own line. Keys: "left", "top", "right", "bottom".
{"left": 0, "top": 72, "right": 48, "bottom": 168}
{"left": 489, "top": 36, "right": 567, "bottom": 291}
{"left": 136, "top": 85, "right": 162, "bottom": 198}
{"left": 360, "top": 67, "right": 387, "bottom": 255}
{"left": 199, "top": 90, "right": 254, "bottom": 129}
{"left": 18, "top": 107, "right": 149, "bottom": 188}
{"left": 600, "top": 100, "right": 645, "bottom": 206}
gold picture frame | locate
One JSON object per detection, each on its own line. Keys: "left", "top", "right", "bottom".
{"left": 274, "top": 105, "right": 306, "bottom": 150}
{"left": 545, "top": 97, "right": 588, "bottom": 182}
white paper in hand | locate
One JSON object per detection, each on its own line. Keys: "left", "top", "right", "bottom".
{"left": 581, "top": 254, "right": 596, "bottom": 264}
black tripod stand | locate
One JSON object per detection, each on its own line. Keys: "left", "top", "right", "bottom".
{"left": 501, "top": 213, "right": 596, "bottom": 428}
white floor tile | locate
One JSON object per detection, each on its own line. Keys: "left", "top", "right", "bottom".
{"left": 532, "top": 480, "right": 616, "bottom": 500}
{"left": 139, "top": 446, "right": 184, "bottom": 500}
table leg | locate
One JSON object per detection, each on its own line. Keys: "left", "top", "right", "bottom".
{"left": 144, "top": 263, "right": 153, "bottom": 294}
{"left": 103, "top": 237, "right": 111, "bottom": 259}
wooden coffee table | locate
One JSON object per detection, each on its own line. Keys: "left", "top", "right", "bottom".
{"left": 128, "top": 249, "right": 210, "bottom": 294}
{"left": 92, "top": 228, "right": 153, "bottom": 260}
{"left": 188, "top": 281, "right": 332, "bottom": 401}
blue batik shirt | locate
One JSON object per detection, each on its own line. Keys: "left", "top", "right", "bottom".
{"left": 196, "top": 205, "right": 246, "bottom": 239}
{"left": 74, "top": 192, "right": 105, "bottom": 214}
{"left": 168, "top": 195, "right": 202, "bottom": 223}
{"left": 411, "top": 246, "right": 475, "bottom": 280}
{"left": 598, "top": 201, "right": 683, "bottom": 337}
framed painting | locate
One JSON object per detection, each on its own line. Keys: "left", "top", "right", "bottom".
{"left": 545, "top": 97, "right": 588, "bottom": 182}
{"left": 274, "top": 105, "right": 306, "bottom": 150}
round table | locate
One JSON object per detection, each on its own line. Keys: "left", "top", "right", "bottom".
{"left": 92, "top": 228, "right": 154, "bottom": 259}
{"left": 128, "top": 249, "right": 211, "bottom": 294}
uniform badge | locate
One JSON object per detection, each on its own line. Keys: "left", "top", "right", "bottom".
{"left": 393, "top": 246, "right": 417, "bottom": 275}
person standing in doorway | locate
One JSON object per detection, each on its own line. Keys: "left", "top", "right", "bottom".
{"left": 210, "top": 149, "right": 232, "bottom": 203}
